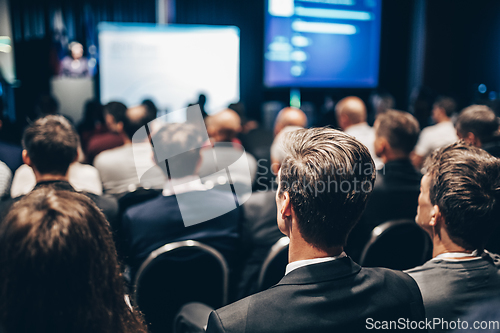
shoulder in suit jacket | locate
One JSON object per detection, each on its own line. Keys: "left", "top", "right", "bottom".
{"left": 207, "top": 257, "right": 426, "bottom": 333}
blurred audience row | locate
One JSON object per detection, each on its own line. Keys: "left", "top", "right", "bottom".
{"left": 0, "top": 93, "right": 499, "bottom": 333}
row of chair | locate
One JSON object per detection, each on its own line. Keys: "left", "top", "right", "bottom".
{"left": 132, "top": 219, "right": 432, "bottom": 333}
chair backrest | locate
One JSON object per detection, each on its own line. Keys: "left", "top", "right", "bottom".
{"left": 257, "top": 236, "right": 290, "bottom": 291}
{"left": 133, "top": 240, "right": 229, "bottom": 333}
{"left": 359, "top": 219, "right": 432, "bottom": 270}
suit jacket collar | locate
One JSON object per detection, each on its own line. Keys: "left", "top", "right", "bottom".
{"left": 276, "top": 256, "right": 361, "bottom": 286}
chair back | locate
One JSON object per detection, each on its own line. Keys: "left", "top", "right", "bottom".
{"left": 359, "top": 219, "right": 432, "bottom": 270}
{"left": 257, "top": 237, "right": 289, "bottom": 291}
{"left": 134, "top": 240, "right": 229, "bottom": 333}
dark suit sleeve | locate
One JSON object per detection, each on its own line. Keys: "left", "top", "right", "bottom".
{"left": 206, "top": 311, "right": 226, "bottom": 333}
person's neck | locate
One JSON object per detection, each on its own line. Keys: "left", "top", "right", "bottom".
{"left": 381, "top": 151, "right": 410, "bottom": 164}
{"left": 345, "top": 121, "right": 366, "bottom": 131}
{"left": 435, "top": 116, "right": 451, "bottom": 124}
{"left": 35, "top": 173, "right": 69, "bottom": 184}
{"left": 431, "top": 230, "right": 474, "bottom": 258}
{"left": 288, "top": 233, "right": 343, "bottom": 263}
{"left": 121, "top": 133, "right": 132, "bottom": 145}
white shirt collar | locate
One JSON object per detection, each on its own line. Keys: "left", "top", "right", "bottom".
{"left": 162, "top": 175, "right": 207, "bottom": 196}
{"left": 285, "top": 252, "right": 347, "bottom": 275}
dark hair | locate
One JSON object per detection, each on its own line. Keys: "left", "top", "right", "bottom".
{"left": 123, "top": 106, "right": 152, "bottom": 140}
{"left": 22, "top": 115, "right": 78, "bottom": 175}
{"left": 0, "top": 189, "right": 147, "bottom": 333}
{"left": 151, "top": 123, "right": 204, "bottom": 178}
{"left": 141, "top": 99, "right": 158, "bottom": 123}
{"left": 425, "top": 141, "right": 500, "bottom": 250}
{"left": 434, "top": 96, "right": 456, "bottom": 117}
{"left": 278, "top": 127, "right": 375, "bottom": 248}
{"left": 376, "top": 110, "right": 420, "bottom": 155}
{"left": 104, "top": 101, "right": 127, "bottom": 125}
{"left": 456, "top": 105, "right": 500, "bottom": 144}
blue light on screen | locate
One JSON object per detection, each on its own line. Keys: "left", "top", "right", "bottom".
{"left": 264, "top": 0, "right": 382, "bottom": 88}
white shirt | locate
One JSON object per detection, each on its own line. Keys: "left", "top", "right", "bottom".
{"left": 0, "top": 160, "right": 11, "bottom": 198}
{"left": 414, "top": 121, "right": 458, "bottom": 157}
{"left": 285, "top": 252, "right": 347, "bottom": 275}
{"left": 162, "top": 175, "right": 207, "bottom": 197}
{"left": 10, "top": 162, "right": 103, "bottom": 198}
{"left": 345, "top": 123, "right": 384, "bottom": 170}
{"left": 94, "top": 143, "right": 165, "bottom": 195}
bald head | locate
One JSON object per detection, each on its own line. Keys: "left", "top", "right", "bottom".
{"left": 123, "top": 105, "right": 150, "bottom": 140}
{"left": 206, "top": 108, "right": 242, "bottom": 142}
{"left": 335, "top": 96, "right": 367, "bottom": 130}
{"left": 274, "top": 107, "right": 307, "bottom": 136}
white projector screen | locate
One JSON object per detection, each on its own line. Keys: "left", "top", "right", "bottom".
{"left": 98, "top": 23, "right": 240, "bottom": 115}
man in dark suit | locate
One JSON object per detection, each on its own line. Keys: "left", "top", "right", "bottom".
{"left": 347, "top": 110, "right": 422, "bottom": 261}
{"left": 121, "top": 123, "right": 240, "bottom": 280}
{"left": 0, "top": 116, "right": 118, "bottom": 224}
{"left": 206, "top": 128, "right": 426, "bottom": 333}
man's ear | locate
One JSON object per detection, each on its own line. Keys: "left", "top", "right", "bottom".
{"left": 22, "top": 150, "right": 32, "bottom": 167}
{"left": 466, "top": 132, "right": 482, "bottom": 147}
{"left": 280, "top": 191, "right": 292, "bottom": 222}
{"left": 429, "top": 205, "right": 441, "bottom": 228}
{"left": 374, "top": 136, "right": 387, "bottom": 158}
{"left": 116, "top": 121, "right": 124, "bottom": 133}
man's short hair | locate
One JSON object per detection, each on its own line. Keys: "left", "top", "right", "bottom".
{"left": 103, "top": 101, "right": 127, "bottom": 124}
{"left": 22, "top": 115, "right": 78, "bottom": 175}
{"left": 375, "top": 110, "right": 420, "bottom": 155}
{"left": 456, "top": 105, "right": 500, "bottom": 144}
{"left": 151, "top": 123, "right": 204, "bottom": 178}
{"left": 425, "top": 141, "right": 500, "bottom": 250}
{"left": 434, "top": 96, "right": 456, "bottom": 117}
{"left": 278, "top": 127, "right": 376, "bottom": 249}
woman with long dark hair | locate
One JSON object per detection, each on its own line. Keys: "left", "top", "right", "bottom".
{"left": 0, "top": 188, "right": 148, "bottom": 333}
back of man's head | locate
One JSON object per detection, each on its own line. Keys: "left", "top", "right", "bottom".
{"left": 425, "top": 141, "right": 500, "bottom": 250}
{"left": 375, "top": 110, "right": 420, "bottom": 156}
{"left": 335, "top": 96, "right": 367, "bottom": 130}
{"left": 103, "top": 102, "right": 127, "bottom": 130}
{"left": 151, "top": 123, "right": 204, "bottom": 179}
{"left": 274, "top": 107, "right": 307, "bottom": 136}
{"left": 124, "top": 105, "right": 152, "bottom": 141}
{"left": 22, "top": 115, "right": 78, "bottom": 176}
{"left": 433, "top": 96, "right": 456, "bottom": 118}
{"left": 278, "top": 127, "right": 375, "bottom": 249}
{"left": 456, "top": 105, "right": 500, "bottom": 145}
{"left": 206, "top": 109, "right": 242, "bottom": 143}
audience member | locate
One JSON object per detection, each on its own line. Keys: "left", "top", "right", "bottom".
{"left": 412, "top": 96, "right": 458, "bottom": 169}
{"left": 456, "top": 104, "right": 500, "bottom": 158}
{"left": 335, "top": 96, "right": 383, "bottom": 169}
{"left": 77, "top": 100, "right": 106, "bottom": 151}
{"left": 0, "top": 110, "right": 22, "bottom": 173}
{"left": 93, "top": 104, "right": 165, "bottom": 196}
{"left": 206, "top": 128, "right": 426, "bottom": 333}
{"left": 238, "top": 125, "right": 302, "bottom": 298}
{"left": 85, "top": 102, "right": 126, "bottom": 164}
{"left": 0, "top": 160, "right": 11, "bottom": 199}
{"left": 0, "top": 116, "right": 117, "bottom": 224}
{"left": 347, "top": 110, "right": 422, "bottom": 261}
{"left": 121, "top": 123, "right": 240, "bottom": 279}
{"left": 0, "top": 188, "right": 147, "bottom": 333}
{"left": 406, "top": 142, "right": 500, "bottom": 331}
{"left": 273, "top": 106, "right": 307, "bottom": 136}
{"left": 200, "top": 108, "right": 257, "bottom": 185}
